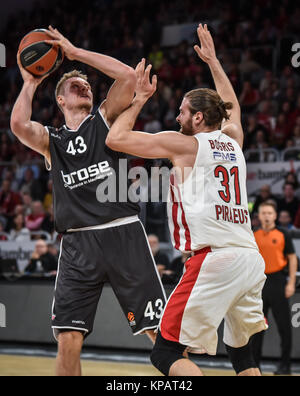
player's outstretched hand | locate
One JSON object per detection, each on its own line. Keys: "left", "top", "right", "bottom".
{"left": 194, "top": 23, "right": 217, "bottom": 65}
{"left": 134, "top": 58, "right": 157, "bottom": 102}
{"left": 44, "top": 25, "right": 77, "bottom": 61}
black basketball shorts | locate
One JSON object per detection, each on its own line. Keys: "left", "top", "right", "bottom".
{"left": 51, "top": 219, "right": 167, "bottom": 340}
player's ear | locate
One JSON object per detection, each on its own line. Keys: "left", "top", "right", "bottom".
{"left": 194, "top": 111, "right": 203, "bottom": 125}
{"left": 57, "top": 95, "right": 64, "bottom": 109}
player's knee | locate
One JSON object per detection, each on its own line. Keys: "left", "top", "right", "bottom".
{"left": 150, "top": 332, "right": 186, "bottom": 376}
{"left": 225, "top": 339, "right": 258, "bottom": 375}
{"left": 58, "top": 331, "right": 84, "bottom": 355}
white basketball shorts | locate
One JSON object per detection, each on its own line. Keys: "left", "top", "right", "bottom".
{"left": 160, "top": 246, "right": 268, "bottom": 355}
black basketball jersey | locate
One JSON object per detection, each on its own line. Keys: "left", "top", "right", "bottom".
{"left": 46, "top": 108, "right": 140, "bottom": 233}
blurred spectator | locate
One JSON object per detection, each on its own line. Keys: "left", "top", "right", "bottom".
{"left": 292, "top": 206, "right": 300, "bottom": 229}
{"left": 19, "top": 168, "right": 35, "bottom": 195}
{"left": 41, "top": 205, "right": 55, "bottom": 235}
{"left": 19, "top": 167, "right": 45, "bottom": 201}
{"left": 256, "top": 101, "right": 274, "bottom": 133}
{"left": 239, "top": 81, "right": 260, "bottom": 112}
{"left": 292, "top": 125, "right": 300, "bottom": 147}
{"left": 143, "top": 114, "right": 162, "bottom": 134}
{"left": 284, "top": 172, "right": 300, "bottom": 199}
{"left": 271, "top": 113, "right": 290, "bottom": 149}
{"left": 259, "top": 70, "right": 275, "bottom": 93}
{"left": 25, "top": 201, "right": 46, "bottom": 232}
{"left": 0, "top": 218, "right": 8, "bottom": 240}
{"left": 163, "top": 252, "right": 191, "bottom": 285}
{"left": 43, "top": 179, "right": 53, "bottom": 211}
{"left": 252, "top": 185, "right": 277, "bottom": 214}
{"left": 25, "top": 239, "right": 57, "bottom": 275}
{"left": 148, "top": 234, "right": 170, "bottom": 278}
{"left": 9, "top": 214, "right": 30, "bottom": 242}
{"left": 254, "top": 130, "right": 269, "bottom": 151}
{"left": 0, "top": 179, "right": 22, "bottom": 219}
{"left": 244, "top": 115, "right": 267, "bottom": 150}
{"left": 277, "top": 183, "right": 299, "bottom": 222}
{"left": 22, "top": 192, "right": 33, "bottom": 216}
{"left": 47, "top": 243, "right": 59, "bottom": 261}
{"left": 285, "top": 172, "right": 299, "bottom": 190}
{"left": 278, "top": 211, "right": 296, "bottom": 230}
{"left": 148, "top": 44, "right": 164, "bottom": 71}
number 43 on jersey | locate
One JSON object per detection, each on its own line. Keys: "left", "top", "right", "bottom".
{"left": 67, "top": 136, "right": 87, "bottom": 156}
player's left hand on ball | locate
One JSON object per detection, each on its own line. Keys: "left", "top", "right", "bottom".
{"left": 194, "top": 23, "right": 217, "bottom": 64}
{"left": 134, "top": 58, "right": 157, "bottom": 101}
{"left": 44, "top": 25, "right": 77, "bottom": 61}
{"left": 17, "top": 52, "right": 49, "bottom": 86}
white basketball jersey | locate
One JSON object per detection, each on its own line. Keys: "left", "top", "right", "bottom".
{"left": 167, "top": 130, "right": 258, "bottom": 252}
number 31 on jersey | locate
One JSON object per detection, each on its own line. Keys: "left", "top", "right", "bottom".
{"left": 67, "top": 136, "right": 87, "bottom": 156}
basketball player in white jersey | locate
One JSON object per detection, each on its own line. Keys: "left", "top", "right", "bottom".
{"left": 106, "top": 24, "right": 267, "bottom": 376}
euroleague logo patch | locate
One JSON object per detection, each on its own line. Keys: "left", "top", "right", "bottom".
{"left": 128, "top": 312, "right": 136, "bottom": 327}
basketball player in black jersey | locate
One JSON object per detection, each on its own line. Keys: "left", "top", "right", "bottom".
{"left": 11, "top": 26, "right": 166, "bottom": 376}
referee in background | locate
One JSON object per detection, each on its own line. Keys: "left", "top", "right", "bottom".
{"left": 252, "top": 201, "right": 298, "bottom": 375}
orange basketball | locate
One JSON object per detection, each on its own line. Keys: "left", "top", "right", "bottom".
{"left": 18, "top": 29, "right": 64, "bottom": 77}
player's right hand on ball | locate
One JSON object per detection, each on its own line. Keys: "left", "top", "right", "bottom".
{"left": 44, "top": 25, "right": 77, "bottom": 61}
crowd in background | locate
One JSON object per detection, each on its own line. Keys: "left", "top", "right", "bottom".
{"left": 1, "top": 0, "right": 300, "bottom": 279}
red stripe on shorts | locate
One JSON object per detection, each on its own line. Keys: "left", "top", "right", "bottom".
{"left": 160, "top": 248, "right": 211, "bottom": 343}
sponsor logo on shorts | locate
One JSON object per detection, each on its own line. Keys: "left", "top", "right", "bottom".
{"left": 72, "top": 320, "right": 86, "bottom": 325}
{"left": 52, "top": 315, "right": 56, "bottom": 321}
{"left": 128, "top": 312, "right": 136, "bottom": 327}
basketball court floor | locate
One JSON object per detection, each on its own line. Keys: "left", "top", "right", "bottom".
{"left": 0, "top": 344, "right": 299, "bottom": 376}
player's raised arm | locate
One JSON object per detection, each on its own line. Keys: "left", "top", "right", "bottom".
{"left": 105, "top": 59, "right": 196, "bottom": 162}
{"left": 10, "top": 54, "right": 50, "bottom": 163}
{"left": 194, "top": 24, "right": 244, "bottom": 148}
{"left": 45, "top": 26, "right": 136, "bottom": 126}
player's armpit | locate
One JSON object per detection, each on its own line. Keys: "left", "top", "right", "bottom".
{"left": 221, "top": 122, "right": 244, "bottom": 149}
{"left": 106, "top": 130, "right": 197, "bottom": 161}
{"left": 10, "top": 119, "right": 50, "bottom": 160}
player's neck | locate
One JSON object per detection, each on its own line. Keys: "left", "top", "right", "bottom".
{"left": 193, "top": 124, "right": 219, "bottom": 135}
{"left": 64, "top": 109, "right": 91, "bottom": 131}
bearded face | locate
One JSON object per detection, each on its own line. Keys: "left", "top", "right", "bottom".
{"left": 176, "top": 97, "right": 200, "bottom": 136}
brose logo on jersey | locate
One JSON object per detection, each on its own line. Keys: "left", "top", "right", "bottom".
{"left": 61, "top": 161, "right": 112, "bottom": 190}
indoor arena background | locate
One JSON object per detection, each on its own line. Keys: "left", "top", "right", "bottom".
{"left": 0, "top": 0, "right": 300, "bottom": 376}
